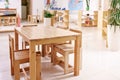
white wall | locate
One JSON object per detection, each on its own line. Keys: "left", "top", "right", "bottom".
{"left": 31, "top": 0, "right": 68, "bottom": 16}
{"left": 83, "top": 0, "right": 99, "bottom": 11}
{"left": 0, "top": 0, "right": 21, "bottom": 17}
{"left": 31, "top": 0, "right": 44, "bottom": 15}
{"left": 102, "top": 0, "right": 110, "bottom": 10}
{"left": 55, "top": 0, "right": 68, "bottom": 10}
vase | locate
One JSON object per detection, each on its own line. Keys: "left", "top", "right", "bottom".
{"left": 44, "top": 18, "right": 51, "bottom": 27}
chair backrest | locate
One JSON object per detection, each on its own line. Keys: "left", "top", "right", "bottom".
{"left": 9, "top": 35, "right": 15, "bottom": 61}
{"left": 69, "top": 29, "right": 82, "bottom": 34}
{"left": 28, "top": 15, "right": 41, "bottom": 23}
{"left": 22, "top": 24, "right": 38, "bottom": 27}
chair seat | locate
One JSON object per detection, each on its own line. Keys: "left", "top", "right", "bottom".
{"left": 55, "top": 44, "right": 74, "bottom": 53}
{"left": 14, "top": 49, "right": 29, "bottom": 61}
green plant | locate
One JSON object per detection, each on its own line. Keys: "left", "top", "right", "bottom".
{"left": 5, "top": 0, "right": 9, "bottom": 3}
{"left": 44, "top": 10, "right": 54, "bottom": 18}
{"left": 108, "top": 0, "right": 120, "bottom": 31}
{"left": 86, "top": 0, "right": 90, "bottom": 11}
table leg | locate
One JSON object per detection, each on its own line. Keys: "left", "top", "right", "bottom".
{"left": 74, "top": 36, "right": 81, "bottom": 76}
{"left": 51, "top": 44, "right": 54, "bottom": 63}
{"left": 42, "top": 45, "right": 47, "bottom": 57}
{"left": 30, "top": 42, "right": 36, "bottom": 80}
{"left": 36, "top": 52, "right": 41, "bottom": 80}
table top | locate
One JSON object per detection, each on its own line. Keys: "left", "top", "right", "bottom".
{"left": 15, "top": 26, "right": 80, "bottom": 41}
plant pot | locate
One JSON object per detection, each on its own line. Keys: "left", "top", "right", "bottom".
{"left": 44, "top": 18, "right": 51, "bottom": 27}
{"left": 107, "top": 25, "right": 120, "bottom": 51}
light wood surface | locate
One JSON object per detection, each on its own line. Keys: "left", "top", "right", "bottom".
{"left": 102, "top": 11, "right": 108, "bottom": 47}
{"left": 78, "top": 10, "right": 82, "bottom": 27}
{"left": 14, "top": 25, "right": 81, "bottom": 80}
{"left": 93, "top": 11, "right": 98, "bottom": 26}
{"left": 22, "top": 24, "right": 38, "bottom": 49}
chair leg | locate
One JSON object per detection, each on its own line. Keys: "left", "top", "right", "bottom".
{"left": 9, "top": 48, "right": 14, "bottom": 75}
{"left": 64, "top": 53, "right": 69, "bottom": 74}
{"left": 14, "top": 61, "right": 20, "bottom": 80}
{"left": 42, "top": 45, "right": 46, "bottom": 57}
{"left": 51, "top": 45, "right": 54, "bottom": 63}
{"left": 11, "top": 61, "right": 14, "bottom": 75}
{"left": 22, "top": 41, "right": 26, "bottom": 49}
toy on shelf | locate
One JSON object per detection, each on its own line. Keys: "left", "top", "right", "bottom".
{"left": 85, "top": 13, "right": 92, "bottom": 26}
{"left": 82, "top": 11, "right": 98, "bottom": 27}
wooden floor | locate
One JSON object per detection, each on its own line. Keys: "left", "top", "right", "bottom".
{"left": 0, "top": 25, "right": 120, "bottom": 80}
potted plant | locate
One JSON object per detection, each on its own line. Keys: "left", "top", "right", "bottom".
{"left": 107, "top": 0, "right": 120, "bottom": 51}
{"left": 44, "top": 10, "right": 54, "bottom": 26}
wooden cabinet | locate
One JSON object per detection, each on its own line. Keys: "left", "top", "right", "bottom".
{"left": 0, "top": 8, "right": 17, "bottom": 26}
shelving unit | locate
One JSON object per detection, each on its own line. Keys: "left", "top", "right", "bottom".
{"left": 102, "top": 11, "right": 108, "bottom": 47}
{"left": 81, "top": 11, "right": 98, "bottom": 27}
{"left": 93, "top": 11, "right": 98, "bottom": 26}
{"left": 0, "top": 8, "right": 17, "bottom": 32}
{"left": 0, "top": 8, "right": 17, "bottom": 26}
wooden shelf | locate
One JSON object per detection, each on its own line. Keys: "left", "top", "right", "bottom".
{"left": 82, "top": 11, "right": 98, "bottom": 27}
{"left": 53, "top": 10, "right": 69, "bottom": 29}
{"left": 0, "top": 8, "right": 17, "bottom": 26}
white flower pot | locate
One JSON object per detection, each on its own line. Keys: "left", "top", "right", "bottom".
{"left": 107, "top": 25, "right": 120, "bottom": 51}
{"left": 44, "top": 18, "right": 51, "bottom": 27}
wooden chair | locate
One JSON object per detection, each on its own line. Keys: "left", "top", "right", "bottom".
{"left": 9, "top": 35, "right": 41, "bottom": 80}
{"left": 53, "top": 29, "right": 82, "bottom": 74}
{"left": 28, "top": 15, "right": 41, "bottom": 23}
